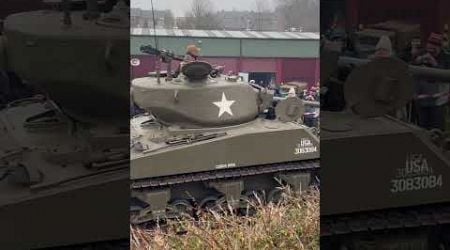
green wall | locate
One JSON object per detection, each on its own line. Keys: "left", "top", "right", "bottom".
{"left": 241, "top": 39, "right": 318, "bottom": 58}
{"left": 131, "top": 36, "right": 318, "bottom": 58}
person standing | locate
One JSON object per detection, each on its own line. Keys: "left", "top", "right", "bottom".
{"left": 369, "top": 36, "right": 411, "bottom": 120}
{"left": 174, "top": 44, "right": 201, "bottom": 77}
{"left": 183, "top": 44, "right": 201, "bottom": 62}
{"left": 413, "top": 33, "right": 450, "bottom": 131}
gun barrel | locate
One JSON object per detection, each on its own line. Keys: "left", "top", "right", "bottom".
{"left": 140, "top": 45, "right": 184, "bottom": 61}
{"left": 273, "top": 96, "right": 320, "bottom": 107}
{"left": 140, "top": 45, "right": 160, "bottom": 55}
{"left": 338, "top": 56, "right": 450, "bottom": 82}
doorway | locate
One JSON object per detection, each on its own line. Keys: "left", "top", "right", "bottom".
{"left": 248, "top": 72, "right": 276, "bottom": 87}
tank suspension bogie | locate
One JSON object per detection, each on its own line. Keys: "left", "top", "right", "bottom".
{"left": 130, "top": 160, "right": 319, "bottom": 224}
{"left": 167, "top": 199, "right": 195, "bottom": 218}
{"left": 200, "top": 196, "right": 228, "bottom": 215}
{"left": 239, "top": 190, "right": 266, "bottom": 216}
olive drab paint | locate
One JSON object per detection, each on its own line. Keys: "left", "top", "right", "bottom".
{"left": 0, "top": 2, "right": 129, "bottom": 248}
{"left": 130, "top": 60, "right": 319, "bottom": 224}
{"left": 321, "top": 57, "right": 450, "bottom": 250}
{"left": 2, "top": 3, "right": 129, "bottom": 124}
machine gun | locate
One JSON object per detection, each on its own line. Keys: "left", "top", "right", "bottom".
{"left": 140, "top": 45, "right": 225, "bottom": 80}
{"left": 140, "top": 45, "right": 183, "bottom": 63}
{"left": 140, "top": 45, "right": 184, "bottom": 82}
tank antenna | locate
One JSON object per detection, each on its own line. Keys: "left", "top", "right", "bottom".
{"left": 150, "top": 0, "right": 161, "bottom": 84}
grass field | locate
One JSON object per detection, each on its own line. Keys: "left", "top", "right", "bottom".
{"left": 131, "top": 188, "right": 319, "bottom": 250}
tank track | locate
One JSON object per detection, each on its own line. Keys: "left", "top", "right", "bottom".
{"left": 131, "top": 159, "right": 319, "bottom": 224}
{"left": 132, "top": 159, "right": 319, "bottom": 189}
{"left": 321, "top": 203, "right": 450, "bottom": 249}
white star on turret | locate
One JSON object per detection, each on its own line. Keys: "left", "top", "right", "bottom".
{"left": 213, "top": 93, "right": 235, "bottom": 117}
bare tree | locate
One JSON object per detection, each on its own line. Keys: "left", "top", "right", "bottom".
{"left": 179, "top": 0, "right": 221, "bottom": 30}
{"left": 275, "top": 0, "right": 319, "bottom": 32}
{"left": 191, "top": 0, "right": 212, "bottom": 18}
{"left": 177, "top": 17, "right": 192, "bottom": 29}
{"left": 163, "top": 10, "right": 175, "bottom": 29}
{"left": 254, "top": 0, "right": 270, "bottom": 31}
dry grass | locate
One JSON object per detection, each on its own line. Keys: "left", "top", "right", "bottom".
{"left": 131, "top": 188, "right": 319, "bottom": 250}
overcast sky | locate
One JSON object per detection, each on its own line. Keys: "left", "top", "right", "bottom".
{"left": 131, "top": 0, "right": 274, "bottom": 17}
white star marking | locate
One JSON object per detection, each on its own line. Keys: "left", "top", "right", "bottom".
{"left": 213, "top": 93, "right": 235, "bottom": 118}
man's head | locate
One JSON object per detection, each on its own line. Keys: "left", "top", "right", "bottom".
{"left": 374, "top": 35, "right": 392, "bottom": 58}
{"left": 426, "top": 32, "right": 443, "bottom": 57}
{"left": 186, "top": 44, "right": 201, "bottom": 56}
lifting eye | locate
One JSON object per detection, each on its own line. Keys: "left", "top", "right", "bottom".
{"left": 25, "top": 110, "right": 57, "bottom": 123}
{"left": 23, "top": 109, "right": 66, "bottom": 129}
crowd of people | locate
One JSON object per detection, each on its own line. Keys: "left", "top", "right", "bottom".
{"left": 408, "top": 32, "right": 450, "bottom": 131}
{"left": 368, "top": 32, "right": 450, "bottom": 130}
{"left": 323, "top": 24, "right": 450, "bottom": 132}
{"left": 375, "top": 32, "right": 450, "bottom": 131}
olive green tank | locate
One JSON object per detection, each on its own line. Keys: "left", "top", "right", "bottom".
{"left": 1, "top": 0, "right": 129, "bottom": 124}
{"left": 130, "top": 52, "right": 320, "bottom": 224}
{"left": 0, "top": 1, "right": 129, "bottom": 248}
{"left": 321, "top": 56, "right": 450, "bottom": 249}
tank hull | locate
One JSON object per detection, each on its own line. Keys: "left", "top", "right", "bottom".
{"left": 0, "top": 99, "right": 129, "bottom": 248}
{"left": 130, "top": 114, "right": 320, "bottom": 224}
{"left": 0, "top": 175, "right": 129, "bottom": 249}
{"left": 131, "top": 118, "right": 319, "bottom": 179}
{"left": 320, "top": 111, "right": 450, "bottom": 249}
{"left": 321, "top": 112, "right": 450, "bottom": 216}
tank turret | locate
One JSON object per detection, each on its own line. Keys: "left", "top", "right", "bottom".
{"left": 344, "top": 57, "right": 414, "bottom": 117}
{"left": 132, "top": 61, "right": 262, "bottom": 128}
{"left": 132, "top": 46, "right": 287, "bottom": 128}
{"left": 0, "top": 0, "right": 129, "bottom": 124}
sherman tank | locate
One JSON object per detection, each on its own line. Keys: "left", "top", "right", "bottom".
{"left": 2, "top": 0, "right": 129, "bottom": 123}
{"left": 320, "top": 56, "right": 450, "bottom": 249}
{"left": 130, "top": 46, "right": 320, "bottom": 224}
{"left": 0, "top": 1, "right": 129, "bottom": 249}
